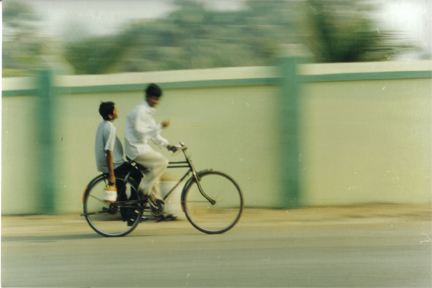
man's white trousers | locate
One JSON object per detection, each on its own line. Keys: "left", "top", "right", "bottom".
{"left": 134, "top": 150, "right": 169, "bottom": 200}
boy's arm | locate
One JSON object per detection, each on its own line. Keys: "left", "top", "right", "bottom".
{"left": 105, "top": 150, "right": 116, "bottom": 186}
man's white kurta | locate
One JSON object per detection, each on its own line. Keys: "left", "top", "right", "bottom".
{"left": 124, "top": 100, "right": 169, "bottom": 160}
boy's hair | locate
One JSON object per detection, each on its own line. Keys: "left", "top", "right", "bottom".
{"left": 145, "top": 83, "right": 162, "bottom": 97}
{"left": 99, "top": 101, "right": 116, "bottom": 120}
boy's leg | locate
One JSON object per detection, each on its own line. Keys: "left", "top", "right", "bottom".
{"left": 113, "top": 163, "right": 130, "bottom": 200}
{"left": 134, "top": 150, "right": 168, "bottom": 201}
{"left": 113, "top": 163, "right": 135, "bottom": 222}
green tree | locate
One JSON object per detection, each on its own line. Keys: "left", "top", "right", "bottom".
{"left": 64, "top": 33, "right": 137, "bottom": 75}
{"left": 64, "top": 0, "right": 300, "bottom": 74}
{"left": 63, "top": 0, "right": 415, "bottom": 75}
{"left": 2, "top": 2, "right": 44, "bottom": 77}
{"left": 302, "top": 0, "right": 410, "bottom": 62}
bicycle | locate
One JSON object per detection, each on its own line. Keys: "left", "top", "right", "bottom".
{"left": 81, "top": 142, "right": 244, "bottom": 237}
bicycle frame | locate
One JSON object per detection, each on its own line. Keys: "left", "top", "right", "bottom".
{"left": 82, "top": 142, "right": 243, "bottom": 236}
{"left": 84, "top": 144, "right": 215, "bottom": 213}
{"left": 164, "top": 146, "right": 216, "bottom": 206}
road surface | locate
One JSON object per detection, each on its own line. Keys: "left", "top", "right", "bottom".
{"left": 2, "top": 205, "right": 431, "bottom": 287}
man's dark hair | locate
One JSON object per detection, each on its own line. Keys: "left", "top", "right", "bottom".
{"left": 99, "top": 101, "right": 115, "bottom": 120}
{"left": 145, "top": 83, "right": 162, "bottom": 97}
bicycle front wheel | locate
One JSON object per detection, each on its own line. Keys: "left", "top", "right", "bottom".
{"left": 183, "top": 171, "right": 243, "bottom": 234}
{"left": 83, "top": 176, "right": 143, "bottom": 237}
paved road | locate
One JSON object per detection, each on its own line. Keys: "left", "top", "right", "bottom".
{"left": 2, "top": 205, "right": 431, "bottom": 287}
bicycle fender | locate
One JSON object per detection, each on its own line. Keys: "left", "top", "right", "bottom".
{"left": 82, "top": 174, "right": 105, "bottom": 203}
{"left": 180, "top": 169, "right": 213, "bottom": 212}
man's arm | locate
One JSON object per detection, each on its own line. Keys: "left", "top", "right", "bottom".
{"left": 150, "top": 120, "right": 171, "bottom": 148}
{"left": 105, "top": 150, "right": 116, "bottom": 186}
{"left": 133, "top": 108, "right": 164, "bottom": 139}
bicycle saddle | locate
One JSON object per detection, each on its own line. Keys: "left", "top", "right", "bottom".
{"left": 126, "top": 157, "right": 149, "bottom": 172}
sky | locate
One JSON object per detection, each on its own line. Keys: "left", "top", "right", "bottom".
{"left": 372, "top": 0, "right": 431, "bottom": 50}
{"left": 13, "top": 0, "right": 248, "bottom": 36}
{"left": 4, "top": 0, "right": 432, "bottom": 55}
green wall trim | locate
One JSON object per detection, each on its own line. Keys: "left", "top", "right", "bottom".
{"left": 303, "top": 70, "right": 432, "bottom": 82}
{"left": 54, "top": 70, "right": 432, "bottom": 94}
{"left": 160, "top": 78, "right": 281, "bottom": 89}
{"left": 2, "top": 89, "right": 37, "bottom": 96}
{"left": 56, "top": 77, "right": 280, "bottom": 94}
{"left": 3, "top": 70, "right": 431, "bottom": 96}
{"left": 58, "top": 84, "right": 144, "bottom": 94}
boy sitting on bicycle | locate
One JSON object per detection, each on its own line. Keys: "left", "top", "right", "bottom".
{"left": 95, "top": 102, "right": 126, "bottom": 185}
{"left": 95, "top": 102, "right": 143, "bottom": 224}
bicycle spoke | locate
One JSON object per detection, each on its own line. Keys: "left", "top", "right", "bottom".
{"left": 88, "top": 194, "right": 109, "bottom": 206}
{"left": 83, "top": 176, "right": 143, "bottom": 237}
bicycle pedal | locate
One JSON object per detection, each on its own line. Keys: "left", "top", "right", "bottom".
{"left": 148, "top": 201, "right": 158, "bottom": 210}
{"left": 156, "top": 199, "right": 165, "bottom": 205}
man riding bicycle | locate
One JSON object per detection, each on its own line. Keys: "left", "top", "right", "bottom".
{"left": 124, "top": 83, "right": 178, "bottom": 221}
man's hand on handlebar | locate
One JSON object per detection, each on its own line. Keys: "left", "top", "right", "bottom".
{"left": 167, "top": 145, "right": 179, "bottom": 152}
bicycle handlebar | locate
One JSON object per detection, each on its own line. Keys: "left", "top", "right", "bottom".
{"left": 174, "top": 142, "right": 187, "bottom": 150}
{"left": 169, "top": 142, "right": 187, "bottom": 154}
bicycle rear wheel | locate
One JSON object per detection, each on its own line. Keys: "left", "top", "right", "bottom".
{"left": 183, "top": 171, "right": 243, "bottom": 234}
{"left": 83, "top": 176, "right": 143, "bottom": 237}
